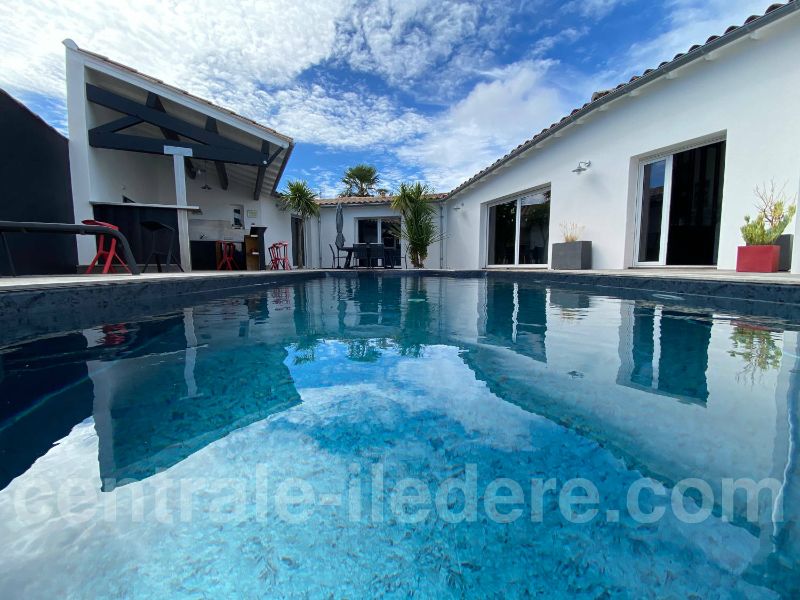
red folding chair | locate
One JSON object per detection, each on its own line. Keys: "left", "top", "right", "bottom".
{"left": 216, "top": 241, "right": 238, "bottom": 270}
{"left": 83, "top": 219, "right": 131, "bottom": 274}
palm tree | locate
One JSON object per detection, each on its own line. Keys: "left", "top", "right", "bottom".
{"left": 391, "top": 182, "right": 445, "bottom": 268}
{"left": 340, "top": 164, "right": 380, "bottom": 197}
{"left": 280, "top": 180, "right": 319, "bottom": 268}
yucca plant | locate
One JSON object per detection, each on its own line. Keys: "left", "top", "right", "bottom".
{"left": 391, "top": 182, "right": 444, "bottom": 268}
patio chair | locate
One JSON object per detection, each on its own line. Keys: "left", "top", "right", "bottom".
{"left": 352, "top": 243, "right": 369, "bottom": 268}
{"left": 329, "top": 244, "right": 343, "bottom": 268}
{"left": 368, "top": 243, "right": 385, "bottom": 268}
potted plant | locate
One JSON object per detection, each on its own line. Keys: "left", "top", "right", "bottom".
{"left": 551, "top": 223, "right": 591, "bottom": 270}
{"left": 391, "top": 182, "right": 445, "bottom": 268}
{"left": 737, "top": 181, "right": 796, "bottom": 273}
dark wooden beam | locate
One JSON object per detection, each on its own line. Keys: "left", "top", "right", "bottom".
{"left": 87, "top": 84, "right": 243, "bottom": 150}
{"left": 204, "top": 117, "right": 228, "bottom": 190}
{"left": 91, "top": 115, "right": 143, "bottom": 134}
{"left": 145, "top": 93, "right": 196, "bottom": 179}
{"left": 88, "top": 131, "right": 270, "bottom": 165}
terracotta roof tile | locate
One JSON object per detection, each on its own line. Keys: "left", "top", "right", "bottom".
{"left": 316, "top": 193, "right": 448, "bottom": 207}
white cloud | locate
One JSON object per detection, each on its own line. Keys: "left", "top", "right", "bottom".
{"left": 257, "top": 84, "right": 430, "bottom": 149}
{"left": 0, "top": 0, "right": 779, "bottom": 196}
{"left": 623, "top": 0, "right": 773, "bottom": 75}
{"left": 532, "top": 26, "right": 589, "bottom": 55}
{"left": 0, "top": 0, "right": 351, "bottom": 113}
{"left": 562, "top": 0, "right": 628, "bottom": 20}
{"left": 396, "top": 59, "right": 570, "bottom": 190}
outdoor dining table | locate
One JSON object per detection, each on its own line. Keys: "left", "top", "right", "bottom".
{"left": 341, "top": 243, "right": 387, "bottom": 268}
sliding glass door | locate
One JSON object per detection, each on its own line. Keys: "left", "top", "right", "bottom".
{"left": 487, "top": 188, "right": 551, "bottom": 267}
{"left": 635, "top": 140, "right": 725, "bottom": 266}
{"left": 636, "top": 157, "right": 672, "bottom": 265}
{"left": 357, "top": 217, "right": 401, "bottom": 266}
{"left": 487, "top": 200, "right": 517, "bottom": 265}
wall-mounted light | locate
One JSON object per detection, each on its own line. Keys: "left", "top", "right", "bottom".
{"left": 452, "top": 201, "right": 465, "bottom": 211}
{"left": 572, "top": 160, "right": 591, "bottom": 174}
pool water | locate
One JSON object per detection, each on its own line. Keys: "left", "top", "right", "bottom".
{"left": 0, "top": 276, "right": 798, "bottom": 598}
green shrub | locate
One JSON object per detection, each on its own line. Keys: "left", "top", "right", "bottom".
{"left": 740, "top": 181, "right": 796, "bottom": 246}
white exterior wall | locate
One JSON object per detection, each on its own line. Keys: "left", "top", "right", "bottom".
{"left": 308, "top": 203, "right": 443, "bottom": 269}
{"left": 64, "top": 43, "right": 294, "bottom": 268}
{"left": 445, "top": 14, "right": 800, "bottom": 271}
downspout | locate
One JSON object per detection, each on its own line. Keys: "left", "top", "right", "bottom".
{"left": 317, "top": 213, "right": 322, "bottom": 269}
{"left": 439, "top": 202, "right": 444, "bottom": 269}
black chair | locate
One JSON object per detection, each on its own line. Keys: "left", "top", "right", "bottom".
{"left": 368, "top": 243, "right": 385, "bottom": 268}
{"left": 383, "top": 247, "right": 397, "bottom": 268}
{"left": 141, "top": 220, "right": 182, "bottom": 273}
{"left": 329, "top": 244, "right": 342, "bottom": 268}
{"left": 352, "top": 243, "right": 369, "bottom": 268}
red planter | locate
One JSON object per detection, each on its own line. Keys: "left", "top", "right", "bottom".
{"left": 736, "top": 245, "right": 780, "bottom": 273}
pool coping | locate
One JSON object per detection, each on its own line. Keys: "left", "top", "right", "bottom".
{"left": 1, "top": 268, "right": 798, "bottom": 345}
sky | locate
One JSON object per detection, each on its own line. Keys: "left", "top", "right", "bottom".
{"left": 0, "top": 0, "right": 775, "bottom": 197}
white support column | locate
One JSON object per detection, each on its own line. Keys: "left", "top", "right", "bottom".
{"left": 165, "top": 146, "right": 193, "bottom": 271}
{"left": 792, "top": 176, "right": 800, "bottom": 274}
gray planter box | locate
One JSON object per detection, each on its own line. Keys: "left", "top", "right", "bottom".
{"left": 777, "top": 234, "right": 793, "bottom": 272}
{"left": 552, "top": 241, "right": 592, "bottom": 270}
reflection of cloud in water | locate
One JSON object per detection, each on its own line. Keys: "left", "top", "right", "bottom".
{"left": 288, "top": 342, "right": 539, "bottom": 452}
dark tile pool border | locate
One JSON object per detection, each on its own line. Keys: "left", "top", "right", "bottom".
{"left": 2, "top": 269, "right": 799, "bottom": 345}
{"left": 0, "top": 271, "right": 320, "bottom": 343}
{"left": 483, "top": 270, "right": 800, "bottom": 306}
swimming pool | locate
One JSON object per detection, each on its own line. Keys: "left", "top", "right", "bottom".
{"left": 1, "top": 275, "right": 798, "bottom": 597}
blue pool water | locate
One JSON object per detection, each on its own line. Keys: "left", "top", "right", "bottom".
{"left": 0, "top": 276, "right": 798, "bottom": 598}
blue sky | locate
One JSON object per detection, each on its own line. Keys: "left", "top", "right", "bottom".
{"left": 0, "top": 0, "right": 772, "bottom": 196}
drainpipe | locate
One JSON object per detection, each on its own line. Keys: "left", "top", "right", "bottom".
{"left": 317, "top": 213, "right": 322, "bottom": 269}
{"left": 439, "top": 202, "right": 444, "bottom": 269}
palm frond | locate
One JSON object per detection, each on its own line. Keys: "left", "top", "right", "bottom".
{"left": 281, "top": 180, "right": 319, "bottom": 219}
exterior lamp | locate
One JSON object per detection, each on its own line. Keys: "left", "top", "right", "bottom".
{"left": 572, "top": 161, "right": 591, "bottom": 174}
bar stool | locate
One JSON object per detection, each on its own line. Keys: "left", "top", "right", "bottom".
{"left": 141, "top": 220, "right": 183, "bottom": 273}
{"left": 269, "top": 241, "right": 291, "bottom": 270}
{"left": 216, "top": 241, "right": 238, "bottom": 270}
{"left": 83, "top": 219, "right": 131, "bottom": 274}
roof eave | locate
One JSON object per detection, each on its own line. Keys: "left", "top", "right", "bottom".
{"left": 65, "top": 40, "right": 294, "bottom": 149}
{"left": 446, "top": 1, "right": 800, "bottom": 200}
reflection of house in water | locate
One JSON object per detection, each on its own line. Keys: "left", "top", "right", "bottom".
{"left": 0, "top": 334, "right": 94, "bottom": 489}
{"left": 91, "top": 307, "right": 301, "bottom": 490}
{"left": 617, "top": 303, "right": 711, "bottom": 403}
{"left": 479, "top": 281, "right": 547, "bottom": 363}
{"left": 447, "top": 282, "right": 800, "bottom": 597}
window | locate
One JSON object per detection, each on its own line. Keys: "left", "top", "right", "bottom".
{"left": 518, "top": 191, "right": 551, "bottom": 265}
{"left": 635, "top": 140, "right": 725, "bottom": 266}
{"left": 486, "top": 187, "right": 551, "bottom": 266}
{"left": 356, "top": 216, "right": 401, "bottom": 266}
{"left": 231, "top": 205, "right": 244, "bottom": 229}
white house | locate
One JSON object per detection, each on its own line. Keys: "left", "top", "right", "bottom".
{"left": 64, "top": 40, "right": 296, "bottom": 272}
{"left": 307, "top": 194, "right": 445, "bottom": 269}
{"left": 443, "top": 2, "right": 800, "bottom": 274}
